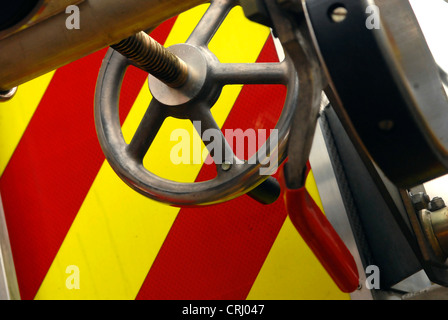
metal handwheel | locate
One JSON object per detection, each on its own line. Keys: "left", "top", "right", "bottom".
{"left": 94, "top": 0, "right": 299, "bottom": 206}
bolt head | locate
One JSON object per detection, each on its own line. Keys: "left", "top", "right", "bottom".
{"left": 378, "top": 119, "right": 395, "bottom": 132}
{"left": 411, "top": 192, "right": 430, "bottom": 211}
{"left": 221, "top": 161, "right": 232, "bottom": 172}
{"left": 330, "top": 6, "right": 348, "bottom": 23}
{"left": 430, "top": 197, "right": 446, "bottom": 212}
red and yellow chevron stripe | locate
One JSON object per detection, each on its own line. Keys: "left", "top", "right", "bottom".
{"left": 0, "top": 4, "right": 349, "bottom": 300}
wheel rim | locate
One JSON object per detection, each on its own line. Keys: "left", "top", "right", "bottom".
{"left": 94, "top": 0, "right": 299, "bottom": 206}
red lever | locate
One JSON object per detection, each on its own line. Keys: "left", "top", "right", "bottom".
{"left": 280, "top": 163, "right": 359, "bottom": 293}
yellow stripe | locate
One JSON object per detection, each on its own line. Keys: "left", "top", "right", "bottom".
{"left": 0, "top": 72, "right": 55, "bottom": 176}
{"left": 35, "top": 5, "right": 270, "bottom": 300}
{"left": 246, "top": 171, "right": 350, "bottom": 300}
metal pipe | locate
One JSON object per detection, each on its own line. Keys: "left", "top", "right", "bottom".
{"left": 0, "top": 0, "right": 208, "bottom": 91}
{"left": 431, "top": 207, "right": 448, "bottom": 257}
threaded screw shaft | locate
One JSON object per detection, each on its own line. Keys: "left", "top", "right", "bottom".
{"left": 111, "top": 31, "right": 188, "bottom": 88}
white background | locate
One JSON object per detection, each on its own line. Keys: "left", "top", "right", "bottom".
{"left": 410, "top": 0, "right": 448, "bottom": 199}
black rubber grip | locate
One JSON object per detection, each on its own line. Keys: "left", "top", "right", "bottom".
{"left": 247, "top": 176, "right": 281, "bottom": 205}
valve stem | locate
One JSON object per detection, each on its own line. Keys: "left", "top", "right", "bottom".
{"left": 111, "top": 31, "right": 189, "bottom": 88}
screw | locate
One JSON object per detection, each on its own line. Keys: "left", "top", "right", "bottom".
{"left": 221, "top": 161, "right": 232, "bottom": 171}
{"left": 411, "top": 192, "right": 431, "bottom": 211}
{"left": 0, "top": 87, "right": 18, "bottom": 102}
{"left": 111, "top": 32, "right": 188, "bottom": 88}
{"left": 378, "top": 119, "right": 394, "bottom": 132}
{"left": 330, "top": 6, "right": 348, "bottom": 23}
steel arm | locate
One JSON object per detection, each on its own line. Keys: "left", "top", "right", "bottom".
{"left": 0, "top": 0, "right": 208, "bottom": 92}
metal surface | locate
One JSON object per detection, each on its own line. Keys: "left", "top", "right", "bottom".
{"left": 112, "top": 32, "right": 189, "bottom": 88}
{"left": 430, "top": 197, "right": 446, "bottom": 211}
{"left": 391, "top": 270, "right": 431, "bottom": 296}
{"left": 260, "top": 0, "right": 360, "bottom": 293}
{"left": 403, "top": 284, "right": 448, "bottom": 300}
{"left": 417, "top": 204, "right": 448, "bottom": 261}
{"left": 311, "top": 103, "right": 448, "bottom": 298}
{"left": 0, "top": 1, "right": 85, "bottom": 40}
{"left": 0, "top": 0, "right": 47, "bottom": 38}
{"left": 147, "top": 44, "right": 210, "bottom": 106}
{"left": 0, "top": 195, "right": 20, "bottom": 300}
{"left": 306, "top": 0, "right": 448, "bottom": 188}
{"left": 309, "top": 120, "right": 372, "bottom": 300}
{"left": 0, "top": 0, "right": 207, "bottom": 91}
{"left": 95, "top": 0, "right": 299, "bottom": 206}
{"left": 240, "top": 0, "right": 272, "bottom": 27}
{"left": 412, "top": 192, "right": 431, "bottom": 212}
{"left": 0, "top": 87, "right": 18, "bottom": 102}
{"left": 329, "top": 5, "right": 348, "bottom": 23}
{"left": 322, "top": 105, "right": 424, "bottom": 289}
{"left": 264, "top": 0, "right": 326, "bottom": 189}
{"left": 402, "top": 188, "right": 448, "bottom": 287}
{"left": 431, "top": 208, "right": 448, "bottom": 256}
{"left": 408, "top": 192, "right": 448, "bottom": 285}
{"left": 372, "top": 0, "right": 448, "bottom": 173}
{"left": 418, "top": 209, "right": 448, "bottom": 261}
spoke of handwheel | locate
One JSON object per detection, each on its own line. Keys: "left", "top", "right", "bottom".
{"left": 212, "top": 62, "right": 289, "bottom": 85}
{"left": 127, "top": 99, "right": 166, "bottom": 161}
{"left": 190, "top": 107, "right": 239, "bottom": 172}
{"left": 187, "top": 0, "right": 235, "bottom": 46}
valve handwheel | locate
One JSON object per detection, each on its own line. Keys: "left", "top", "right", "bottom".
{"left": 94, "top": 0, "right": 299, "bottom": 206}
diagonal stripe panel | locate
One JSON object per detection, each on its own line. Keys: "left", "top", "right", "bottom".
{"left": 35, "top": 5, "right": 271, "bottom": 300}
{"left": 0, "top": 72, "right": 55, "bottom": 176}
{"left": 0, "top": 50, "right": 109, "bottom": 301}
{"left": 0, "top": 19, "right": 177, "bottom": 300}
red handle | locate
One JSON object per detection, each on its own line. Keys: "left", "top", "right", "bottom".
{"left": 280, "top": 165, "right": 359, "bottom": 293}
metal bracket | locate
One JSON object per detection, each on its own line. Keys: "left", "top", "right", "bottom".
{"left": 261, "top": 0, "right": 326, "bottom": 189}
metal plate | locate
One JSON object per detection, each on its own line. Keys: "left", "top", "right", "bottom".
{"left": 306, "top": 0, "right": 448, "bottom": 188}
{"left": 0, "top": 195, "right": 20, "bottom": 300}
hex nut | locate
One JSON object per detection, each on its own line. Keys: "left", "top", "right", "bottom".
{"left": 411, "top": 192, "right": 430, "bottom": 212}
{"left": 429, "top": 197, "right": 446, "bottom": 212}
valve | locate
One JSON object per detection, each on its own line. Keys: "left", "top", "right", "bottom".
{"left": 95, "top": 0, "right": 299, "bottom": 206}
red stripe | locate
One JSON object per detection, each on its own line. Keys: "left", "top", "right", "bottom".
{"left": 136, "top": 37, "right": 289, "bottom": 300}
{"left": 0, "top": 19, "right": 177, "bottom": 300}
